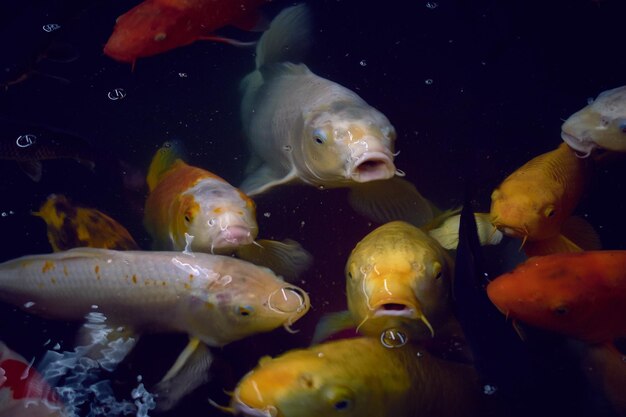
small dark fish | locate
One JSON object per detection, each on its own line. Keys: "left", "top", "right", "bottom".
{"left": 0, "top": 121, "right": 96, "bottom": 182}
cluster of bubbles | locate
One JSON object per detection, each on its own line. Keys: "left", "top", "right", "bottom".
{"left": 38, "top": 312, "right": 156, "bottom": 417}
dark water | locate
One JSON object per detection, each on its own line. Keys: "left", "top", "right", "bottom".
{"left": 0, "top": 0, "right": 625, "bottom": 416}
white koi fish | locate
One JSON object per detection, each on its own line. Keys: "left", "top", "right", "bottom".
{"left": 561, "top": 85, "right": 626, "bottom": 156}
{"left": 239, "top": 4, "right": 434, "bottom": 226}
{"left": 0, "top": 248, "right": 310, "bottom": 347}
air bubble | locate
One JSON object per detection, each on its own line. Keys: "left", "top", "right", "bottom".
{"left": 380, "top": 328, "right": 408, "bottom": 348}
{"left": 424, "top": 79, "right": 433, "bottom": 85}
{"left": 395, "top": 169, "right": 406, "bottom": 177}
{"left": 359, "top": 60, "right": 367, "bottom": 66}
{"left": 425, "top": 2, "right": 438, "bottom": 9}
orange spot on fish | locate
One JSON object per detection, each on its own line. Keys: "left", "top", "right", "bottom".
{"left": 51, "top": 278, "right": 57, "bottom": 284}
{"left": 189, "top": 274, "right": 194, "bottom": 281}
{"left": 213, "top": 207, "right": 223, "bottom": 214}
{"left": 184, "top": 283, "right": 191, "bottom": 289}
{"left": 95, "top": 265, "right": 100, "bottom": 274}
{"left": 41, "top": 261, "right": 55, "bottom": 273}
{"left": 132, "top": 274, "right": 137, "bottom": 284}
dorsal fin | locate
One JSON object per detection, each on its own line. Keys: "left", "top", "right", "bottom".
{"left": 147, "top": 141, "right": 186, "bottom": 191}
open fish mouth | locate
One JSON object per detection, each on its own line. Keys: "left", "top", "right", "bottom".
{"left": 350, "top": 152, "right": 395, "bottom": 182}
{"left": 560, "top": 131, "right": 597, "bottom": 157}
{"left": 372, "top": 302, "right": 418, "bottom": 318}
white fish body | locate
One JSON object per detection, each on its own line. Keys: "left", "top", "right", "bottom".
{"left": 240, "top": 4, "right": 397, "bottom": 195}
{"left": 0, "top": 248, "right": 309, "bottom": 347}
{"left": 561, "top": 85, "right": 626, "bottom": 155}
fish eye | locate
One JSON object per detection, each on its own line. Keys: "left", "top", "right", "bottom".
{"left": 544, "top": 207, "right": 556, "bottom": 218}
{"left": 617, "top": 119, "right": 626, "bottom": 134}
{"left": 553, "top": 305, "right": 569, "bottom": 316}
{"left": 237, "top": 305, "right": 254, "bottom": 317}
{"left": 333, "top": 399, "right": 352, "bottom": 411}
{"left": 324, "top": 386, "right": 354, "bottom": 412}
{"left": 313, "top": 129, "right": 327, "bottom": 145}
{"left": 433, "top": 262, "right": 442, "bottom": 279}
{"left": 184, "top": 214, "right": 191, "bottom": 224}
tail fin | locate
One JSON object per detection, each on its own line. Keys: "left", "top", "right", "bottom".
{"left": 146, "top": 141, "right": 185, "bottom": 191}
{"left": 254, "top": 4, "right": 312, "bottom": 69}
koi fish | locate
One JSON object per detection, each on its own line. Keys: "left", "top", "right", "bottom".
{"left": 0, "top": 248, "right": 310, "bottom": 348}
{"left": 312, "top": 221, "right": 454, "bottom": 344}
{"left": 33, "top": 194, "right": 139, "bottom": 252}
{"left": 0, "top": 341, "right": 67, "bottom": 417}
{"left": 239, "top": 4, "right": 434, "bottom": 226}
{"left": 486, "top": 251, "right": 626, "bottom": 345}
{"left": 104, "top": 0, "right": 268, "bottom": 65}
{"left": 144, "top": 142, "right": 312, "bottom": 279}
{"left": 490, "top": 143, "right": 599, "bottom": 256}
{"left": 0, "top": 121, "right": 95, "bottom": 182}
{"left": 217, "top": 337, "right": 483, "bottom": 417}
{"left": 561, "top": 85, "right": 626, "bottom": 156}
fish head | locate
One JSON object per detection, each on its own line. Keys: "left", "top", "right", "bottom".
{"left": 299, "top": 105, "right": 397, "bottom": 185}
{"left": 230, "top": 348, "right": 364, "bottom": 417}
{"left": 345, "top": 223, "right": 451, "bottom": 339}
{"left": 185, "top": 258, "right": 310, "bottom": 344}
{"left": 490, "top": 183, "right": 562, "bottom": 241}
{"left": 176, "top": 181, "right": 259, "bottom": 252}
{"left": 561, "top": 85, "right": 626, "bottom": 154}
{"left": 103, "top": 2, "right": 193, "bottom": 63}
{"left": 486, "top": 255, "right": 599, "bottom": 342}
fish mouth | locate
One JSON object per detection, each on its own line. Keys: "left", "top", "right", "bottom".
{"left": 214, "top": 226, "right": 255, "bottom": 248}
{"left": 560, "top": 131, "right": 596, "bottom": 157}
{"left": 372, "top": 302, "right": 418, "bottom": 318}
{"left": 350, "top": 152, "right": 395, "bottom": 182}
{"left": 233, "top": 399, "right": 279, "bottom": 417}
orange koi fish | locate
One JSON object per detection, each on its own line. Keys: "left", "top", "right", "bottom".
{"left": 490, "top": 143, "right": 599, "bottom": 257}
{"left": 0, "top": 341, "right": 67, "bottom": 417}
{"left": 144, "top": 142, "right": 311, "bottom": 279}
{"left": 104, "top": 0, "right": 268, "bottom": 65}
{"left": 33, "top": 194, "right": 139, "bottom": 252}
{"left": 486, "top": 251, "right": 626, "bottom": 345}
{"left": 487, "top": 251, "right": 626, "bottom": 416}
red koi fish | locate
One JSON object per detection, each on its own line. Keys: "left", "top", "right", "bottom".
{"left": 486, "top": 251, "right": 626, "bottom": 345}
{"left": 0, "top": 341, "right": 67, "bottom": 417}
{"left": 104, "top": 0, "right": 268, "bottom": 65}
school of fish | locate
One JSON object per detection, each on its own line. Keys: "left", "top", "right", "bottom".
{"left": 1, "top": 1, "right": 625, "bottom": 417}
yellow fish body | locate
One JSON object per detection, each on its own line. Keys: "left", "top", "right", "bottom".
{"left": 33, "top": 194, "right": 139, "bottom": 252}
{"left": 0, "top": 248, "right": 310, "bottom": 346}
{"left": 313, "top": 221, "right": 454, "bottom": 343}
{"left": 561, "top": 85, "right": 626, "bottom": 155}
{"left": 226, "top": 337, "right": 482, "bottom": 417}
{"left": 490, "top": 143, "right": 597, "bottom": 256}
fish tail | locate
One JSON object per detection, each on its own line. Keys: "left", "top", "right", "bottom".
{"left": 146, "top": 141, "right": 186, "bottom": 191}
{"left": 254, "top": 4, "right": 312, "bottom": 69}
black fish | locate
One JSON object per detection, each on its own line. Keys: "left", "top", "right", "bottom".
{"left": 0, "top": 120, "right": 96, "bottom": 181}
{"left": 454, "top": 198, "right": 607, "bottom": 417}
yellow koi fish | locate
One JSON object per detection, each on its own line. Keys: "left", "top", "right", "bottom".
{"left": 238, "top": 4, "right": 434, "bottom": 226}
{"left": 312, "top": 221, "right": 454, "bottom": 344}
{"left": 218, "top": 337, "right": 483, "bottom": 417}
{"left": 144, "top": 142, "right": 312, "bottom": 279}
{"left": 561, "top": 85, "right": 626, "bottom": 155}
{"left": 33, "top": 194, "right": 139, "bottom": 252}
{"left": 490, "top": 143, "right": 599, "bottom": 257}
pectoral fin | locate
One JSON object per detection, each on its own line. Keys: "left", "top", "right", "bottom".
{"left": 524, "top": 235, "right": 582, "bottom": 257}
{"left": 348, "top": 177, "right": 435, "bottom": 226}
{"left": 235, "top": 239, "right": 312, "bottom": 280}
{"left": 239, "top": 165, "right": 299, "bottom": 196}
{"left": 153, "top": 337, "right": 213, "bottom": 412}
{"left": 311, "top": 311, "right": 355, "bottom": 345}
{"left": 561, "top": 216, "right": 602, "bottom": 250}
{"left": 429, "top": 211, "right": 503, "bottom": 250}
